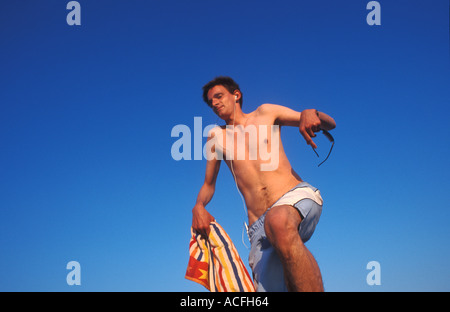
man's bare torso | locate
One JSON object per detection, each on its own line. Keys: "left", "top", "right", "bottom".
{"left": 213, "top": 106, "right": 302, "bottom": 225}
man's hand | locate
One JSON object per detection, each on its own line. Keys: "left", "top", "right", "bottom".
{"left": 192, "top": 203, "right": 215, "bottom": 237}
{"left": 299, "top": 109, "right": 322, "bottom": 149}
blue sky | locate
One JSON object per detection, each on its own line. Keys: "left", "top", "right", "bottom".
{"left": 0, "top": 0, "right": 449, "bottom": 291}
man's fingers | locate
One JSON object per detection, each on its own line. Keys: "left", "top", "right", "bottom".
{"left": 199, "top": 228, "right": 210, "bottom": 238}
{"left": 307, "top": 127, "right": 316, "bottom": 138}
{"left": 194, "top": 226, "right": 208, "bottom": 237}
{"left": 193, "top": 221, "right": 212, "bottom": 237}
{"left": 299, "top": 109, "right": 321, "bottom": 149}
{"left": 300, "top": 127, "right": 318, "bottom": 149}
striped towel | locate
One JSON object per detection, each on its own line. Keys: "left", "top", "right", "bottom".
{"left": 185, "top": 221, "right": 255, "bottom": 292}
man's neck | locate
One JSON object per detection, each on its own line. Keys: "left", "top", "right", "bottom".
{"left": 226, "top": 107, "right": 247, "bottom": 126}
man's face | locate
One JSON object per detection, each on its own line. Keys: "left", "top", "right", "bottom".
{"left": 207, "top": 85, "right": 238, "bottom": 119}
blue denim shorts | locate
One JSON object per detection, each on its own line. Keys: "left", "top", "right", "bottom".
{"left": 247, "top": 182, "right": 323, "bottom": 292}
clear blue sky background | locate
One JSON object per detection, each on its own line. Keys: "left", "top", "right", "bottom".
{"left": 0, "top": 0, "right": 449, "bottom": 291}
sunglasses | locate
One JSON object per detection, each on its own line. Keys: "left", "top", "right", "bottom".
{"left": 312, "top": 130, "right": 335, "bottom": 167}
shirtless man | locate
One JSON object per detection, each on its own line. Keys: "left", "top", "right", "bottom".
{"left": 192, "top": 76, "right": 336, "bottom": 292}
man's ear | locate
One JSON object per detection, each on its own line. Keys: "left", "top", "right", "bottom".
{"left": 233, "top": 91, "right": 241, "bottom": 102}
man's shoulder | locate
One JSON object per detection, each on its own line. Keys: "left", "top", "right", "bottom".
{"left": 256, "top": 103, "right": 276, "bottom": 112}
{"left": 255, "top": 103, "right": 283, "bottom": 116}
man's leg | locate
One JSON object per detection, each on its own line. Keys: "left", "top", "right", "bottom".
{"left": 264, "top": 205, "right": 324, "bottom": 292}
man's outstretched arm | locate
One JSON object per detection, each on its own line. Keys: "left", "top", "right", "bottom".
{"left": 258, "top": 104, "right": 336, "bottom": 149}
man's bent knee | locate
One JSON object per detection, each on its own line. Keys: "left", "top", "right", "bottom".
{"left": 264, "top": 205, "right": 302, "bottom": 246}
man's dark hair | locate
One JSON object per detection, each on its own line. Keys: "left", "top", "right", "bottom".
{"left": 202, "top": 76, "right": 243, "bottom": 108}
